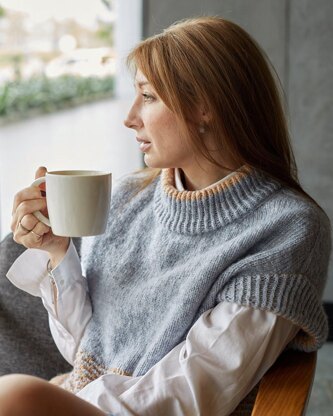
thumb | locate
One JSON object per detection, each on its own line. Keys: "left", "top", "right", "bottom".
{"left": 35, "top": 166, "right": 47, "bottom": 180}
{"left": 35, "top": 166, "right": 48, "bottom": 194}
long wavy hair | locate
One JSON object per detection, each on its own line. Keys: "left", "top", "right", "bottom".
{"left": 127, "top": 16, "right": 315, "bottom": 203}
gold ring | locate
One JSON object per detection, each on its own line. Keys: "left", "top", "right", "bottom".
{"left": 19, "top": 220, "right": 32, "bottom": 233}
{"left": 30, "top": 230, "right": 42, "bottom": 239}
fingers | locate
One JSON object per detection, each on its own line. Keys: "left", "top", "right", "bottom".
{"left": 35, "top": 166, "right": 47, "bottom": 193}
{"left": 18, "top": 221, "right": 51, "bottom": 249}
{"left": 35, "top": 166, "right": 47, "bottom": 180}
{"left": 31, "top": 221, "right": 50, "bottom": 237}
{"left": 11, "top": 167, "right": 50, "bottom": 249}
{"left": 12, "top": 167, "right": 48, "bottom": 215}
{"left": 12, "top": 186, "right": 44, "bottom": 216}
{"left": 13, "top": 212, "right": 50, "bottom": 247}
{"left": 16, "top": 213, "right": 39, "bottom": 234}
{"left": 11, "top": 198, "right": 47, "bottom": 233}
{"left": 14, "top": 220, "right": 50, "bottom": 249}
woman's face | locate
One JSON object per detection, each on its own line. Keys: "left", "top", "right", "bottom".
{"left": 124, "top": 70, "right": 195, "bottom": 169}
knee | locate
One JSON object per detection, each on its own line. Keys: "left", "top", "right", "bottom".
{"left": 0, "top": 374, "right": 49, "bottom": 416}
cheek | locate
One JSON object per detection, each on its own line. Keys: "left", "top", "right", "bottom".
{"left": 146, "top": 114, "right": 178, "bottom": 141}
{"left": 143, "top": 106, "right": 186, "bottom": 148}
{"left": 158, "top": 113, "right": 182, "bottom": 137}
{"left": 141, "top": 110, "right": 159, "bottom": 133}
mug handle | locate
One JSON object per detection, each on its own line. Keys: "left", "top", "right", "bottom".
{"left": 31, "top": 177, "right": 51, "bottom": 227}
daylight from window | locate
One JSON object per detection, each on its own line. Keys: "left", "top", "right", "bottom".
{"left": 0, "top": 0, "right": 115, "bottom": 122}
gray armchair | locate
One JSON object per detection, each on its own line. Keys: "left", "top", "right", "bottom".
{"left": 0, "top": 233, "right": 77, "bottom": 378}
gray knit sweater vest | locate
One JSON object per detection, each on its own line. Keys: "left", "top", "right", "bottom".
{"left": 66, "top": 167, "right": 331, "bottom": 393}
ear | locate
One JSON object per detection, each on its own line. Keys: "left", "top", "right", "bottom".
{"left": 198, "top": 106, "right": 212, "bottom": 124}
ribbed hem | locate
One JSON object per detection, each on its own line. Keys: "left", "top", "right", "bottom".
{"left": 154, "top": 167, "right": 281, "bottom": 234}
{"left": 218, "top": 273, "right": 328, "bottom": 351}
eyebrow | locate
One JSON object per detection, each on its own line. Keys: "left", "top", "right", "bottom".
{"left": 134, "top": 80, "right": 150, "bottom": 88}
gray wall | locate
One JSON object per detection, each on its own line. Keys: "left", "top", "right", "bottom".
{"left": 143, "top": 0, "right": 333, "bottom": 300}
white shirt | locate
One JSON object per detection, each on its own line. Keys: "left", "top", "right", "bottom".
{"left": 6, "top": 169, "right": 299, "bottom": 415}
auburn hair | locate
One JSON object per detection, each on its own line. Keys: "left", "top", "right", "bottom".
{"left": 127, "top": 16, "right": 315, "bottom": 203}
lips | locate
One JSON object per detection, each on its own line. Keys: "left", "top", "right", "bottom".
{"left": 136, "top": 137, "right": 151, "bottom": 153}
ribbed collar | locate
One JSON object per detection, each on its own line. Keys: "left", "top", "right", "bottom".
{"left": 174, "top": 167, "right": 242, "bottom": 191}
{"left": 154, "top": 166, "right": 281, "bottom": 234}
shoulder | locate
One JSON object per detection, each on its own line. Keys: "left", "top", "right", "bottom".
{"left": 248, "top": 186, "right": 331, "bottom": 276}
{"left": 258, "top": 186, "right": 330, "bottom": 241}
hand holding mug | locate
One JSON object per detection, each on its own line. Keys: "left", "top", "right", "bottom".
{"left": 12, "top": 167, "right": 112, "bottom": 268}
{"left": 11, "top": 167, "right": 70, "bottom": 263}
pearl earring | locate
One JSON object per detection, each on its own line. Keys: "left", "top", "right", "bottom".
{"left": 199, "top": 123, "right": 206, "bottom": 134}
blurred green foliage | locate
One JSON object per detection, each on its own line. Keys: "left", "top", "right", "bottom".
{"left": 0, "top": 75, "right": 114, "bottom": 122}
{"left": 0, "top": 5, "right": 5, "bottom": 18}
{"left": 96, "top": 21, "right": 114, "bottom": 45}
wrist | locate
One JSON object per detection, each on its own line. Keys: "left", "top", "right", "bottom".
{"left": 48, "top": 237, "right": 70, "bottom": 269}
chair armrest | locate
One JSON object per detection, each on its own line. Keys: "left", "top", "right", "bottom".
{"left": 251, "top": 349, "right": 317, "bottom": 416}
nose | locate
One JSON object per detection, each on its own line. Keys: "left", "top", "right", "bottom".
{"left": 123, "top": 101, "right": 142, "bottom": 130}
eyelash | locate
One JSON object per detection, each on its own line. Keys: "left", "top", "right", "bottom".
{"left": 142, "top": 93, "right": 155, "bottom": 103}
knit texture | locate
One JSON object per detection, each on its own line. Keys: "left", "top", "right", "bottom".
{"left": 65, "top": 167, "right": 331, "bottom": 393}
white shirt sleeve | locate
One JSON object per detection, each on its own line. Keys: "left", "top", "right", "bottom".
{"left": 76, "top": 303, "right": 299, "bottom": 416}
{"left": 6, "top": 240, "right": 92, "bottom": 365}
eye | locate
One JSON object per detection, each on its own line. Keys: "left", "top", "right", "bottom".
{"left": 142, "top": 93, "right": 155, "bottom": 103}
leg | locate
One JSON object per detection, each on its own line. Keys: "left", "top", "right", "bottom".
{"left": 0, "top": 374, "right": 106, "bottom": 416}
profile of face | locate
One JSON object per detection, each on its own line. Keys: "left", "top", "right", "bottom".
{"left": 124, "top": 70, "right": 197, "bottom": 170}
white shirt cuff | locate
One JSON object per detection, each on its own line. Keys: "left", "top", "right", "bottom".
{"left": 6, "top": 247, "right": 49, "bottom": 297}
{"left": 6, "top": 240, "right": 81, "bottom": 298}
{"left": 46, "top": 240, "right": 83, "bottom": 298}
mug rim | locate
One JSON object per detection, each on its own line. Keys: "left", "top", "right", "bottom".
{"left": 47, "top": 170, "right": 111, "bottom": 177}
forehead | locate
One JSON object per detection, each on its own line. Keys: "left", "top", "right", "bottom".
{"left": 134, "top": 70, "right": 150, "bottom": 86}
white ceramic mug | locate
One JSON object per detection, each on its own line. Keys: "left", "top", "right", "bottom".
{"left": 31, "top": 170, "right": 112, "bottom": 237}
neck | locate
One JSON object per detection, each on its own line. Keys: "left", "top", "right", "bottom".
{"left": 180, "top": 163, "right": 239, "bottom": 191}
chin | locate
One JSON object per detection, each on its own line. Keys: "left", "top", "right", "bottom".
{"left": 144, "top": 154, "right": 162, "bottom": 169}
{"left": 144, "top": 153, "right": 177, "bottom": 170}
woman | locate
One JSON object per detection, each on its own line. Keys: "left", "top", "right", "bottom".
{"left": 2, "top": 16, "right": 331, "bottom": 415}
